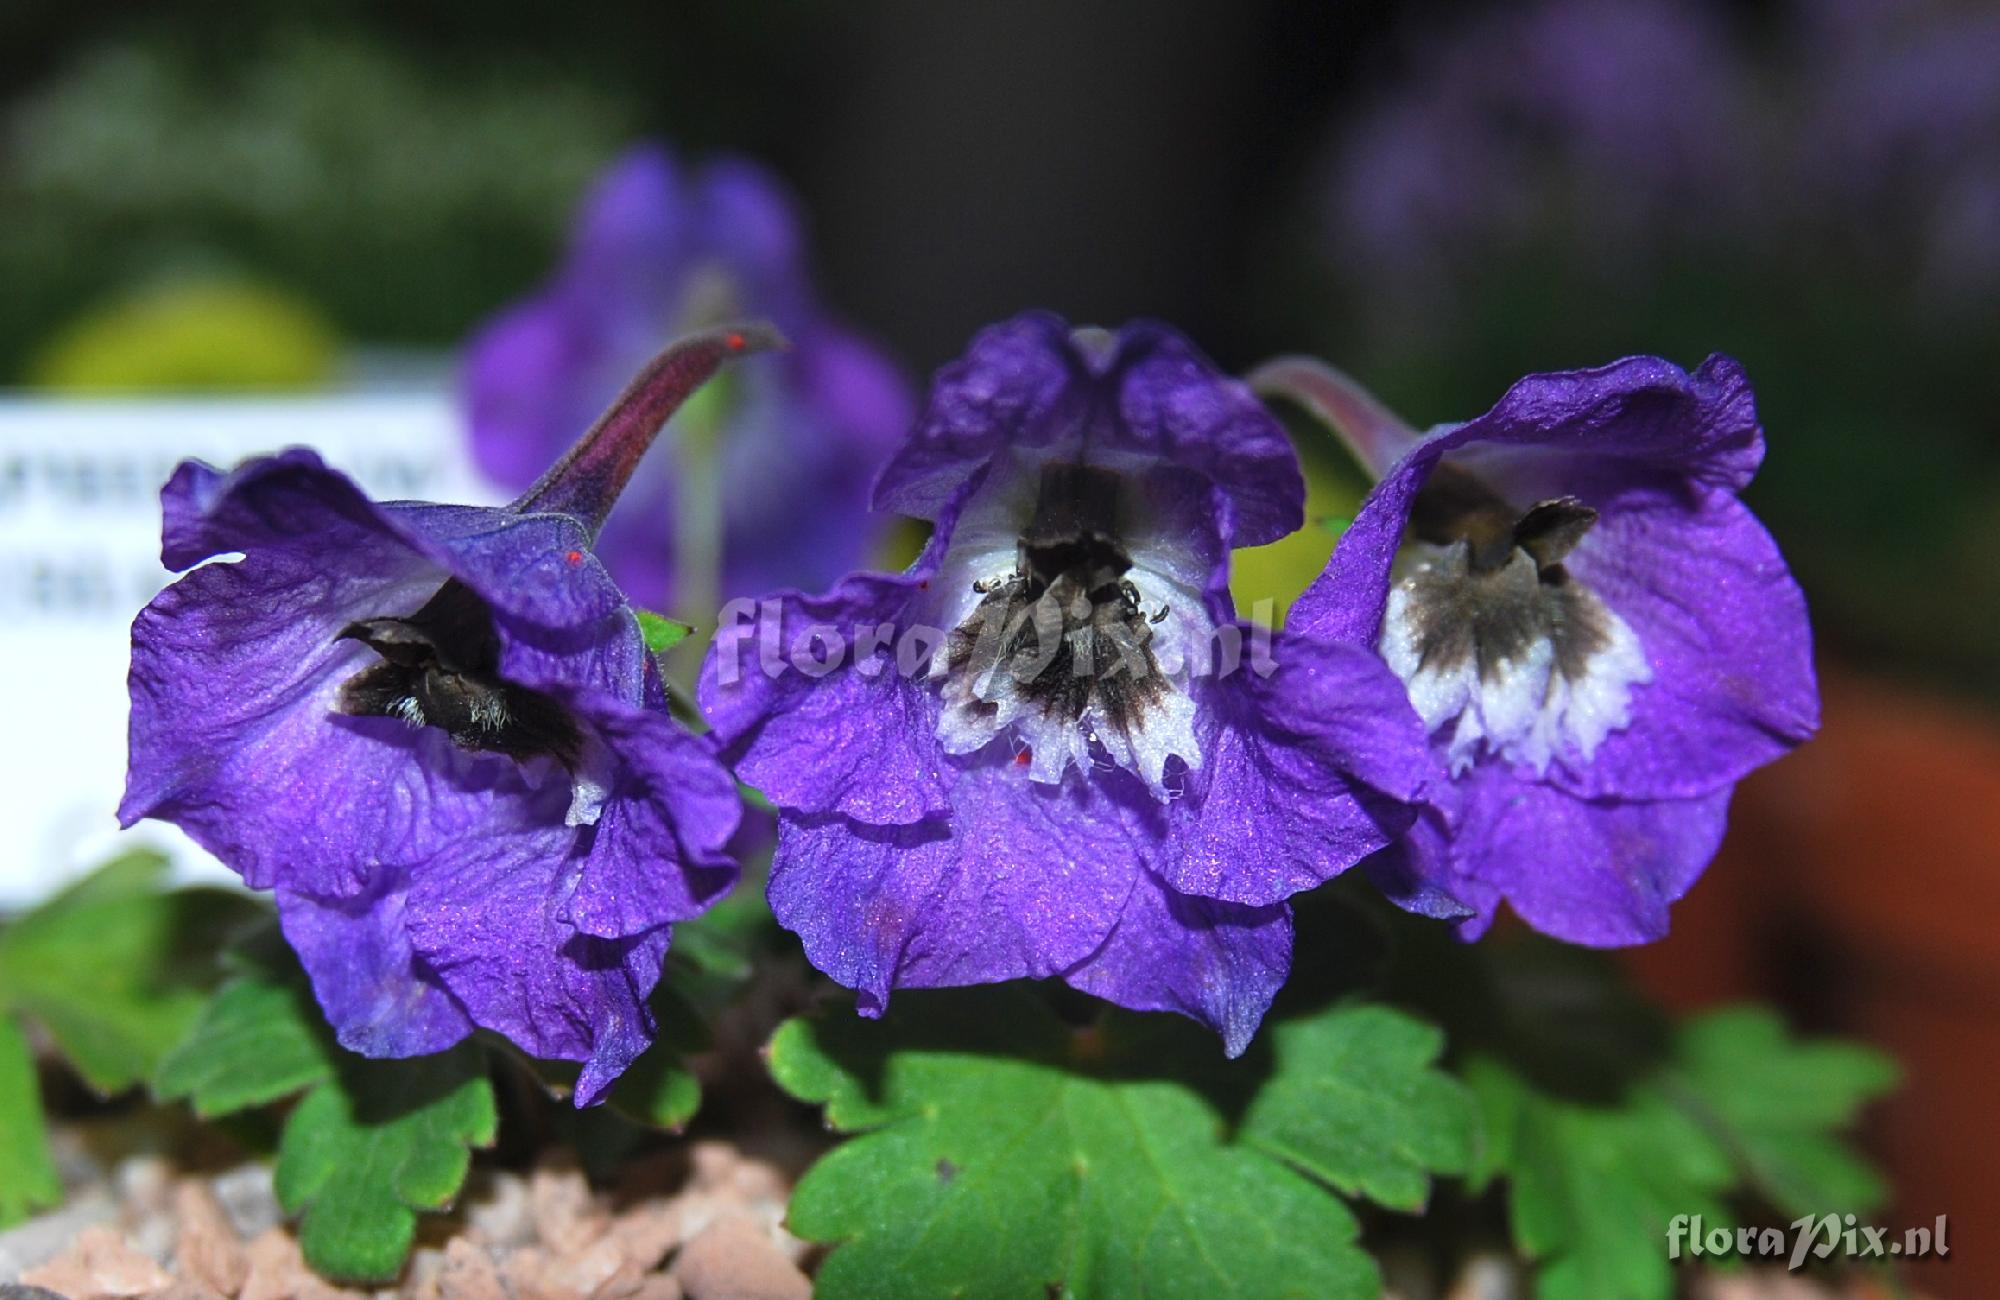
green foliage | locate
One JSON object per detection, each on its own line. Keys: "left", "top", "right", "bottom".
{"left": 0, "top": 1016, "right": 63, "bottom": 1225}
{"left": 0, "top": 851, "right": 259, "bottom": 1225}
{"left": 1468, "top": 1058, "right": 1734, "bottom": 1300}
{"left": 1469, "top": 1006, "right": 1896, "bottom": 1300}
{"left": 769, "top": 985, "right": 1474, "bottom": 1299}
{"left": 1241, "top": 1003, "right": 1474, "bottom": 1211}
{"left": 150, "top": 925, "right": 501, "bottom": 1281}
{"left": 274, "top": 1045, "right": 497, "bottom": 1283}
{"left": 150, "top": 928, "right": 509, "bottom": 1282}
{"left": 635, "top": 609, "right": 696, "bottom": 657}
{"left": 0, "top": 850, "right": 261, "bottom": 1093}
{"left": 1668, "top": 1008, "right": 1899, "bottom": 1219}
{"left": 152, "top": 928, "right": 335, "bottom": 1117}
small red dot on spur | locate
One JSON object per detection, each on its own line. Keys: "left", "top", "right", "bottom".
{"left": 564, "top": 549, "right": 584, "bottom": 565}
{"left": 725, "top": 332, "right": 746, "bottom": 351}
{"left": 1014, "top": 749, "right": 1032, "bottom": 766}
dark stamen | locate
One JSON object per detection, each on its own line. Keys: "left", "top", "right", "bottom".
{"left": 336, "top": 580, "right": 581, "bottom": 764}
{"left": 1402, "top": 470, "right": 1612, "bottom": 682}
{"left": 1512, "top": 497, "right": 1599, "bottom": 573}
{"left": 948, "top": 462, "right": 1168, "bottom": 728}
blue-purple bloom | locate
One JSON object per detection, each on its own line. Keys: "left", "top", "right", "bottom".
{"left": 462, "top": 143, "right": 912, "bottom": 615}
{"left": 698, "top": 312, "right": 1437, "bottom": 1053}
{"left": 121, "top": 327, "right": 775, "bottom": 1103}
{"left": 1262, "top": 353, "right": 1818, "bottom": 944}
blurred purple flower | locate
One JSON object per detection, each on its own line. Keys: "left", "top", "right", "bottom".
{"left": 123, "top": 328, "right": 772, "bottom": 1102}
{"left": 1795, "top": 0, "right": 2000, "bottom": 301}
{"left": 1325, "top": 0, "right": 2000, "bottom": 317}
{"left": 1266, "top": 354, "right": 1818, "bottom": 944}
{"left": 1327, "top": 0, "right": 1748, "bottom": 308}
{"left": 699, "top": 313, "right": 1437, "bottom": 1053}
{"left": 463, "top": 144, "right": 913, "bottom": 616}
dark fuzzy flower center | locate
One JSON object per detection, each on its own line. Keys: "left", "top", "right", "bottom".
{"left": 1402, "top": 463, "right": 1610, "bottom": 680}
{"left": 336, "top": 579, "right": 581, "bottom": 764}
{"left": 946, "top": 462, "right": 1168, "bottom": 731}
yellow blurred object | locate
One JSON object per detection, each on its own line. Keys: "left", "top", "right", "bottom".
{"left": 28, "top": 278, "right": 339, "bottom": 391}
{"left": 1230, "top": 456, "right": 1364, "bottom": 624}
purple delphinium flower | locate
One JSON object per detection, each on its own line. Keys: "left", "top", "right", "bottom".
{"left": 697, "top": 312, "right": 1437, "bottom": 1053}
{"left": 463, "top": 143, "right": 912, "bottom": 617}
{"left": 121, "top": 325, "right": 778, "bottom": 1103}
{"left": 1257, "top": 353, "right": 1818, "bottom": 944}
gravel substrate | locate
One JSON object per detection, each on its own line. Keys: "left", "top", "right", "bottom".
{"left": 0, "top": 1142, "right": 810, "bottom": 1300}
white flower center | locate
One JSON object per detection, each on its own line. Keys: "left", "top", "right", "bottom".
{"left": 926, "top": 459, "right": 1208, "bottom": 797}
{"left": 1381, "top": 540, "right": 1651, "bottom": 777}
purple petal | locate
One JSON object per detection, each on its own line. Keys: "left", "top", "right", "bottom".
{"left": 459, "top": 143, "right": 912, "bottom": 613}
{"left": 765, "top": 757, "right": 1156, "bottom": 1016}
{"left": 277, "top": 875, "right": 473, "bottom": 1059}
{"left": 403, "top": 836, "right": 669, "bottom": 1105}
{"left": 871, "top": 312, "right": 1077, "bottom": 521}
{"left": 698, "top": 573, "right": 954, "bottom": 825}
{"left": 566, "top": 144, "right": 691, "bottom": 312}
{"left": 872, "top": 313, "right": 1304, "bottom": 549}
{"left": 459, "top": 299, "right": 600, "bottom": 490}
{"left": 1111, "top": 323, "right": 1305, "bottom": 547}
{"left": 696, "top": 158, "right": 809, "bottom": 321}
{"left": 1549, "top": 492, "right": 1818, "bottom": 800}
{"left": 1063, "top": 868, "right": 1292, "bottom": 1058}
{"left": 1384, "top": 766, "right": 1733, "bottom": 946}
{"left": 562, "top": 693, "right": 741, "bottom": 940}
{"left": 1160, "top": 633, "right": 1433, "bottom": 907}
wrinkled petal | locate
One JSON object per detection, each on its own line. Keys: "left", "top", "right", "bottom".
{"left": 1379, "top": 767, "right": 1733, "bottom": 946}
{"left": 873, "top": 312, "right": 1303, "bottom": 548}
{"left": 404, "top": 837, "right": 669, "bottom": 1105}
{"left": 128, "top": 445, "right": 744, "bottom": 1103}
{"left": 1063, "top": 869, "right": 1293, "bottom": 1058}
{"left": 1161, "top": 633, "right": 1434, "bottom": 907}
{"left": 699, "top": 573, "right": 954, "bottom": 825}
{"left": 872, "top": 312, "right": 1077, "bottom": 521}
{"left": 161, "top": 451, "right": 626, "bottom": 631}
{"left": 277, "top": 875, "right": 472, "bottom": 1058}
{"left": 1112, "top": 323, "right": 1305, "bottom": 547}
{"left": 562, "top": 693, "right": 741, "bottom": 939}
{"left": 766, "top": 758, "right": 1155, "bottom": 1016}
{"left": 1550, "top": 491, "right": 1818, "bottom": 799}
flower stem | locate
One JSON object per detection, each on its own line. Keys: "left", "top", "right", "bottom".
{"left": 513, "top": 322, "right": 786, "bottom": 536}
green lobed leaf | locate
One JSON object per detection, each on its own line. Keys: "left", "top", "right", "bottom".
{"left": 151, "top": 941, "right": 335, "bottom": 1117}
{"left": 1469, "top": 1058, "right": 1735, "bottom": 1300}
{"left": 769, "top": 986, "right": 1382, "bottom": 1300}
{"left": 0, "top": 853, "right": 262, "bottom": 1092}
{"left": 275, "top": 1044, "right": 498, "bottom": 1283}
{"left": 635, "top": 608, "right": 695, "bottom": 657}
{"left": 1668, "top": 1007, "right": 1899, "bottom": 1218}
{"left": 1241, "top": 1003, "right": 1474, "bottom": 1211}
{"left": 0, "top": 1015, "right": 63, "bottom": 1227}
{"left": 1466, "top": 1005, "right": 1896, "bottom": 1300}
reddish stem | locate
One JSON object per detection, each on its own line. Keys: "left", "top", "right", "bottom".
{"left": 513, "top": 322, "right": 787, "bottom": 535}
